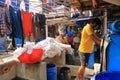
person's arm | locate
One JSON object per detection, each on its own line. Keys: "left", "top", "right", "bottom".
{"left": 92, "top": 0, "right": 98, "bottom": 8}
{"left": 90, "top": 33, "right": 101, "bottom": 45}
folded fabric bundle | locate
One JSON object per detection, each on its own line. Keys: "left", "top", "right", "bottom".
{"left": 18, "top": 48, "right": 43, "bottom": 64}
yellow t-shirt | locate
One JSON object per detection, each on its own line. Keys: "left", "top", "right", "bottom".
{"left": 78, "top": 24, "right": 94, "bottom": 53}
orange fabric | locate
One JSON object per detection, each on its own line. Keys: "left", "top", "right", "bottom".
{"left": 18, "top": 48, "right": 43, "bottom": 64}
{"left": 21, "top": 10, "right": 33, "bottom": 36}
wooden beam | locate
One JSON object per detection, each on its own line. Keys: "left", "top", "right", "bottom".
{"left": 103, "top": 0, "right": 120, "bottom": 6}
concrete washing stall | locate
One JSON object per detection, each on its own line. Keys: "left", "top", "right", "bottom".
{"left": 0, "top": 53, "right": 66, "bottom": 80}
{"left": 0, "top": 52, "right": 94, "bottom": 80}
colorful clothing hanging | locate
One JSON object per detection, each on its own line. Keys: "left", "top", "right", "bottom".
{"left": 32, "top": 13, "right": 46, "bottom": 40}
{"left": 0, "top": 4, "right": 12, "bottom": 34}
{"left": 32, "top": 14, "right": 41, "bottom": 39}
{"left": 21, "top": 10, "right": 33, "bottom": 36}
{"left": 9, "top": 6, "right": 24, "bottom": 47}
{"left": 9, "top": 6, "right": 24, "bottom": 38}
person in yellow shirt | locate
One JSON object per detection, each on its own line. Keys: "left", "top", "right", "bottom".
{"left": 76, "top": 18, "right": 102, "bottom": 80}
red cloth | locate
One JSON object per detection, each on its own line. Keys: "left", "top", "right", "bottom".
{"left": 18, "top": 50, "right": 31, "bottom": 63}
{"left": 43, "top": 0, "right": 47, "bottom": 3}
{"left": 50, "top": 7, "right": 54, "bottom": 12}
{"left": 18, "top": 48, "right": 43, "bottom": 64}
{"left": 21, "top": 10, "right": 33, "bottom": 36}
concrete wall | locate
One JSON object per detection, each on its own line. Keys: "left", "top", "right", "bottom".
{"left": 0, "top": 61, "right": 17, "bottom": 80}
{"left": 16, "top": 62, "right": 47, "bottom": 80}
{"left": 16, "top": 53, "right": 66, "bottom": 80}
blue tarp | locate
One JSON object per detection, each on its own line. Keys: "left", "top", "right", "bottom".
{"left": 107, "top": 34, "right": 120, "bottom": 71}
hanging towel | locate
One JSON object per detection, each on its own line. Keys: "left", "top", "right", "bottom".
{"left": 20, "top": 0, "right": 25, "bottom": 11}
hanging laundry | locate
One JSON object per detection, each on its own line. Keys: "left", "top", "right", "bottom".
{"left": 20, "top": 0, "right": 25, "bottom": 11}
{"left": 36, "top": 13, "right": 46, "bottom": 27}
{"left": 21, "top": 10, "right": 33, "bottom": 37}
{"left": 0, "top": 4, "right": 12, "bottom": 35}
{"left": 35, "top": 13, "right": 46, "bottom": 40}
{"left": 21, "top": 10, "right": 34, "bottom": 43}
{"left": 9, "top": 6, "right": 24, "bottom": 38}
{"left": 9, "top": 6, "right": 24, "bottom": 47}
{"left": 32, "top": 14, "right": 41, "bottom": 40}
{"left": 11, "top": 0, "right": 20, "bottom": 10}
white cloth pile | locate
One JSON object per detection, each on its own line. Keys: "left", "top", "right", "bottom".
{"left": 12, "top": 37, "right": 73, "bottom": 61}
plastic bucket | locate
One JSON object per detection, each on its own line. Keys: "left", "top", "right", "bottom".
{"left": 59, "top": 67, "right": 71, "bottom": 80}
{"left": 47, "top": 64, "right": 57, "bottom": 80}
{"left": 94, "top": 71, "right": 120, "bottom": 80}
{"left": 94, "top": 63, "right": 101, "bottom": 74}
{"left": 0, "top": 46, "right": 5, "bottom": 50}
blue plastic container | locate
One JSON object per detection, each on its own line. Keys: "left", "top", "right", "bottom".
{"left": 47, "top": 64, "right": 57, "bottom": 80}
{"left": 110, "top": 20, "right": 120, "bottom": 33}
{"left": 107, "top": 34, "right": 120, "bottom": 71}
{"left": 94, "top": 71, "right": 120, "bottom": 80}
{"left": 0, "top": 46, "right": 5, "bottom": 50}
